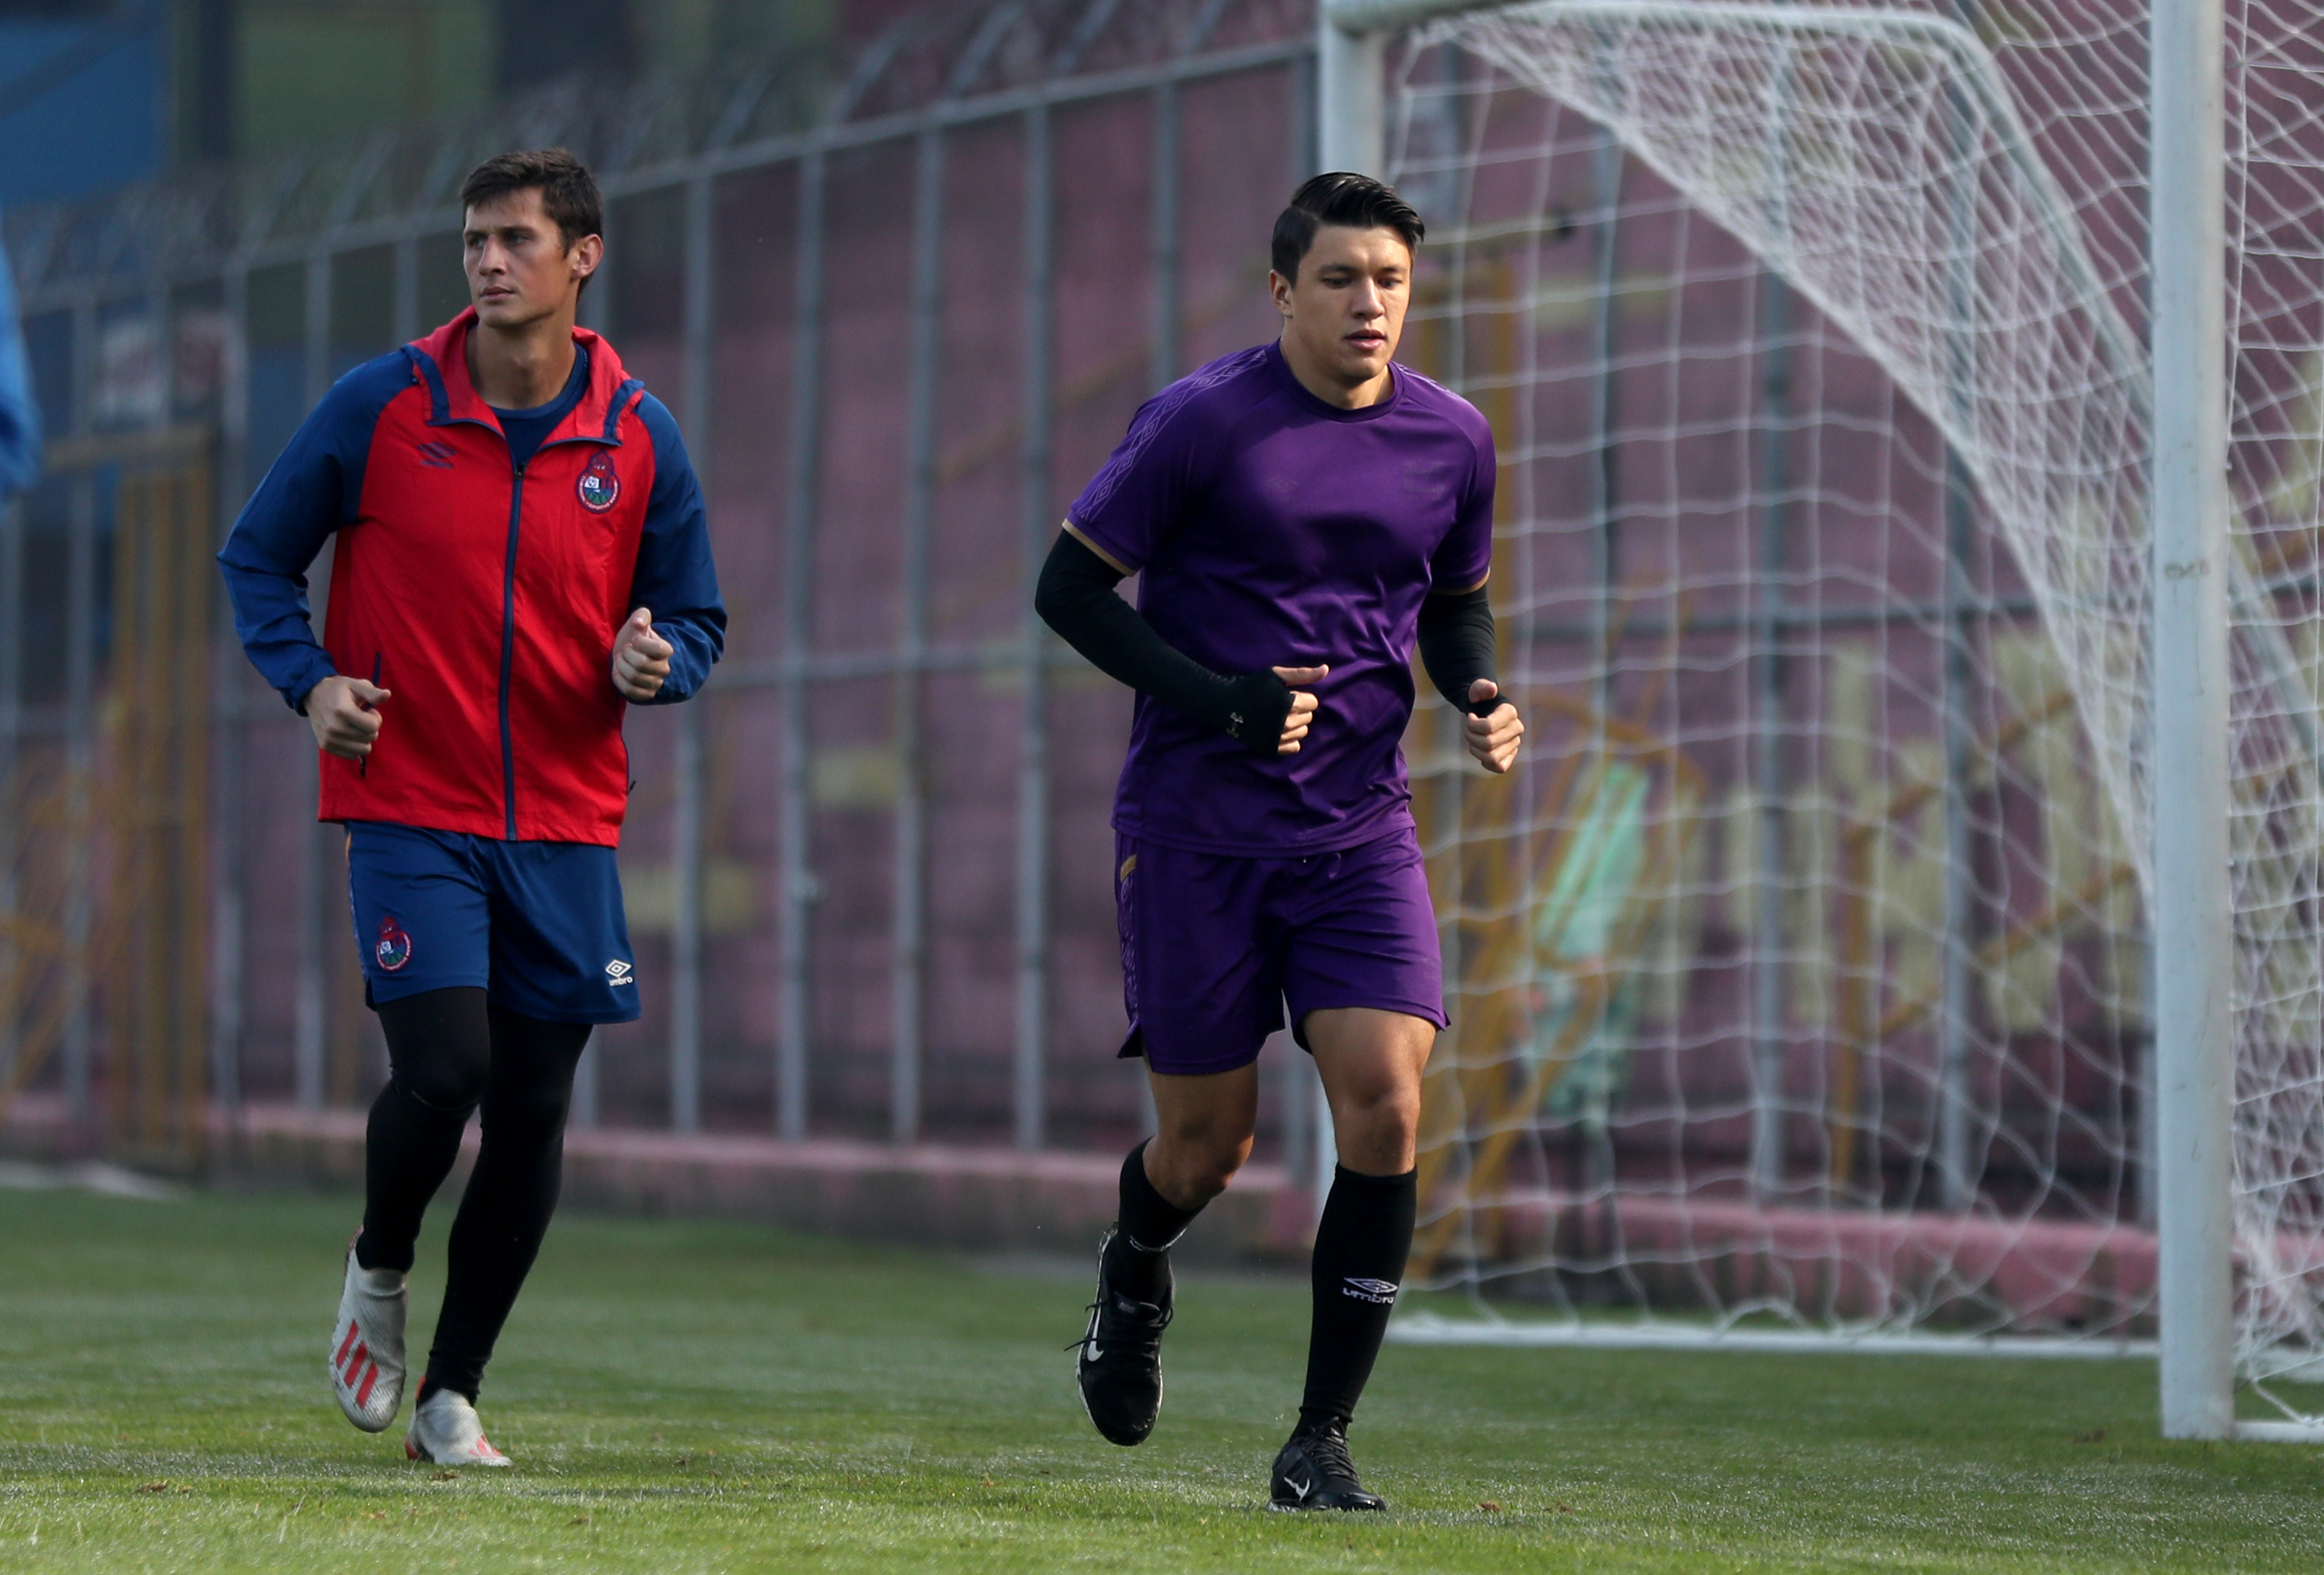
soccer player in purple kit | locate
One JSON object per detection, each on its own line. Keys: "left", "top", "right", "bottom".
{"left": 1038, "top": 172, "right": 1523, "bottom": 1511}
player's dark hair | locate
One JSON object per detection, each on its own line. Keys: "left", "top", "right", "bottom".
{"left": 1271, "top": 172, "right": 1425, "bottom": 283}
{"left": 461, "top": 147, "right": 603, "bottom": 253}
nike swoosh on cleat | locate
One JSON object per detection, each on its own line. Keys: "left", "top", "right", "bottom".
{"left": 1085, "top": 1344, "right": 1103, "bottom": 1361}
{"left": 1289, "top": 1474, "right": 1313, "bottom": 1500}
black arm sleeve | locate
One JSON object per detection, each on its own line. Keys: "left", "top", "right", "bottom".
{"left": 1416, "top": 581, "right": 1499, "bottom": 715}
{"left": 1034, "top": 531, "right": 1292, "bottom": 754}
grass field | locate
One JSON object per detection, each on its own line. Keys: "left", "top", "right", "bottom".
{"left": 1, "top": 1186, "right": 2321, "bottom": 1573}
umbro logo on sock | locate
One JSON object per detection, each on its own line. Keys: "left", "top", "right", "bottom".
{"left": 1342, "top": 1276, "right": 1400, "bottom": 1304}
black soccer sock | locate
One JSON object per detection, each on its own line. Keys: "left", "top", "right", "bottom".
{"left": 1298, "top": 1164, "right": 1419, "bottom": 1432}
{"left": 356, "top": 989, "right": 494, "bottom": 1274}
{"left": 1108, "top": 1139, "right": 1201, "bottom": 1304}
{"left": 424, "top": 1006, "right": 590, "bottom": 1403}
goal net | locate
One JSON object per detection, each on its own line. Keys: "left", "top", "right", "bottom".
{"left": 1375, "top": 0, "right": 2324, "bottom": 1420}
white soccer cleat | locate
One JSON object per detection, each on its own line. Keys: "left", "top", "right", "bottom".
{"left": 405, "top": 1387, "right": 512, "bottom": 1467}
{"left": 329, "top": 1240, "right": 407, "bottom": 1433}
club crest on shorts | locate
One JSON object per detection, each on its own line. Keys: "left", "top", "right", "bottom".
{"left": 577, "top": 450, "right": 621, "bottom": 513}
{"left": 375, "top": 916, "right": 413, "bottom": 973}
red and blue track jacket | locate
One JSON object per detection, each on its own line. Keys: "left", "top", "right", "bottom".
{"left": 219, "top": 310, "right": 726, "bottom": 847}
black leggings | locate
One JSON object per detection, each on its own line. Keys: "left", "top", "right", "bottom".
{"left": 354, "top": 987, "right": 590, "bottom": 1403}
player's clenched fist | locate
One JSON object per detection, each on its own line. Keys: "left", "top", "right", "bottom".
{"left": 611, "top": 607, "right": 674, "bottom": 701}
{"left": 1218, "top": 664, "right": 1329, "bottom": 755}
{"left": 1270, "top": 664, "right": 1327, "bottom": 754}
{"left": 305, "top": 674, "right": 391, "bottom": 760}
{"left": 1464, "top": 678, "right": 1523, "bottom": 774}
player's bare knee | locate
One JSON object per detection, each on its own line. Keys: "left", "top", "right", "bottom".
{"left": 1334, "top": 1085, "right": 1420, "bottom": 1172}
{"left": 1189, "top": 1145, "right": 1254, "bottom": 1201}
{"left": 1148, "top": 1130, "right": 1250, "bottom": 1205}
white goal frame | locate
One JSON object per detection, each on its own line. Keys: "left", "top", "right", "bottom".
{"left": 1321, "top": 0, "right": 2252, "bottom": 1442}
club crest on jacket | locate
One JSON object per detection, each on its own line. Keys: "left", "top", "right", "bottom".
{"left": 577, "top": 450, "right": 620, "bottom": 513}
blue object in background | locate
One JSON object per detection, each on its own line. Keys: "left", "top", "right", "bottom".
{"left": 0, "top": 8, "right": 165, "bottom": 209}
{"left": 0, "top": 215, "right": 42, "bottom": 501}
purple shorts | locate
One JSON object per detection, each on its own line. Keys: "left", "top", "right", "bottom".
{"left": 1114, "top": 821, "right": 1447, "bottom": 1077}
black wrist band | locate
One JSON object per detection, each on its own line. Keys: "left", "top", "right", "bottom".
{"left": 1218, "top": 670, "right": 1295, "bottom": 754}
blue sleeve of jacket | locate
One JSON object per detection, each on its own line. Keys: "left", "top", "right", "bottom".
{"left": 217, "top": 353, "right": 408, "bottom": 710}
{"left": 0, "top": 222, "right": 43, "bottom": 501}
{"left": 626, "top": 393, "right": 726, "bottom": 705}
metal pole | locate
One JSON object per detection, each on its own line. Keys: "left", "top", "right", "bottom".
{"left": 668, "top": 173, "right": 714, "bottom": 1136}
{"left": 1928, "top": 2, "right": 1988, "bottom": 1215}
{"left": 391, "top": 234, "right": 419, "bottom": 345}
{"left": 1588, "top": 130, "right": 1623, "bottom": 711}
{"left": 1318, "top": 7, "right": 1387, "bottom": 175}
{"left": 60, "top": 299, "right": 96, "bottom": 1130}
{"left": 1748, "top": 268, "right": 1793, "bottom": 1202}
{"left": 1015, "top": 101, "right": 1056, "bottom": 1153}
{"left": 892, "top": 128, "right": 944, "bottom": 1147}
{"left": 209, "top": 264, "right": 251, "bottom": 1139}
{"left": 1583, "top": 110, "right": 1624, "bottom": 1202}
{"left": 2148, "top": 0, "right": 2234, "bottom": 1442}
{"left": 1151, "top": 81, "right": 1182, "bottom": 389}
{"left": 1934, "top": 446, "right": 1978, "bottom": 1212}
{"left": 63, "top": 478, "right": 94, "bottom": 1126}
{"left": 1922, "top": 21, "right": 1979, "bottom": 1211}
{"left": 294, "top": 253, "right": 333, "bottom": 1111}
{"left": 668, "top": 700, "right": 702, "bottom": 1133}
{"left": 0, "top": 494, "right": 19, "bottom": 1099}
{"left": 776, "top": 149, "right": 826, "bottom": 1143}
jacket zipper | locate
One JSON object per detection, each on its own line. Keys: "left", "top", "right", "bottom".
{"left": 500, "top": 464, "right": 525, "bottom": 838}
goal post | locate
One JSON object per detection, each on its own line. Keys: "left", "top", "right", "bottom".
{"left": 1318, "top": 0, "right": 2266, "bottom": 1441}
{"left": 2144, "top": 0, "right": 2235, "bottom": 1444}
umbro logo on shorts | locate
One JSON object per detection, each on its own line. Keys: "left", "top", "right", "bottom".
{"left": 606, "top": 959, "right": 635, "bottom": 986}
{"left": 1341, "top": 1276, "right": 1400, "bottom": 1304}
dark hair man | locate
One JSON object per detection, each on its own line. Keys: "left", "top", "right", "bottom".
{"left": 1038, "top": 171, "right": 1522, "bottom": 1510}
{"left": 220, "top": 147, "right": 725, "bottom": 1466}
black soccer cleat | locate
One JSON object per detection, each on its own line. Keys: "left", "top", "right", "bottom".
{"left": 1073, "top": 1227, "right": 1173, "bottom": 1446}
{"left": 1267, "top": 1419, "right": 1386, "bottom": 1512}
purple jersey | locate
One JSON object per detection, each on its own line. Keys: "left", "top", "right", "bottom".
{"left": 1068, "top": 341, "right": 1496, "bottom": 855}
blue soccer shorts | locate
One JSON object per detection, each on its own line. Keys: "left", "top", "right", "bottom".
{"left": 345, "top": 821, "right": 640, "bottom": 1024}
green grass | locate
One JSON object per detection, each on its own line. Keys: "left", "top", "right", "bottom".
{"left": 1, "top": 1188, "right": 2321, "bottom": 1573}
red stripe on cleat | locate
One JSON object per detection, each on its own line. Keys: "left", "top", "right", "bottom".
{"left": 335, "top": 1322, "right": 361, "bottom": 1367}
{"left": 342, "top": 1341, "right": 369, "bottom": 1381}
{"left": 406, "top": 1438, "right": 420, "bottom": 1460}
{"left": 355, "top": 1361, "right": 378, "bottom": 1408}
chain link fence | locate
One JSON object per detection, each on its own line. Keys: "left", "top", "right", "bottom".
{"left": 0, "top": 0, "right": 1329, "bottom": 1168}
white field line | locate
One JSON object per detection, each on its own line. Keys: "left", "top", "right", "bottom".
{"left": 1387, "top": 1311, "right": 2155, "bottom": 1359}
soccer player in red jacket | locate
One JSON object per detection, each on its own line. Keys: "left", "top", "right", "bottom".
{"left": 220, "top": 149, "right": 724, "bottom": 1466}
